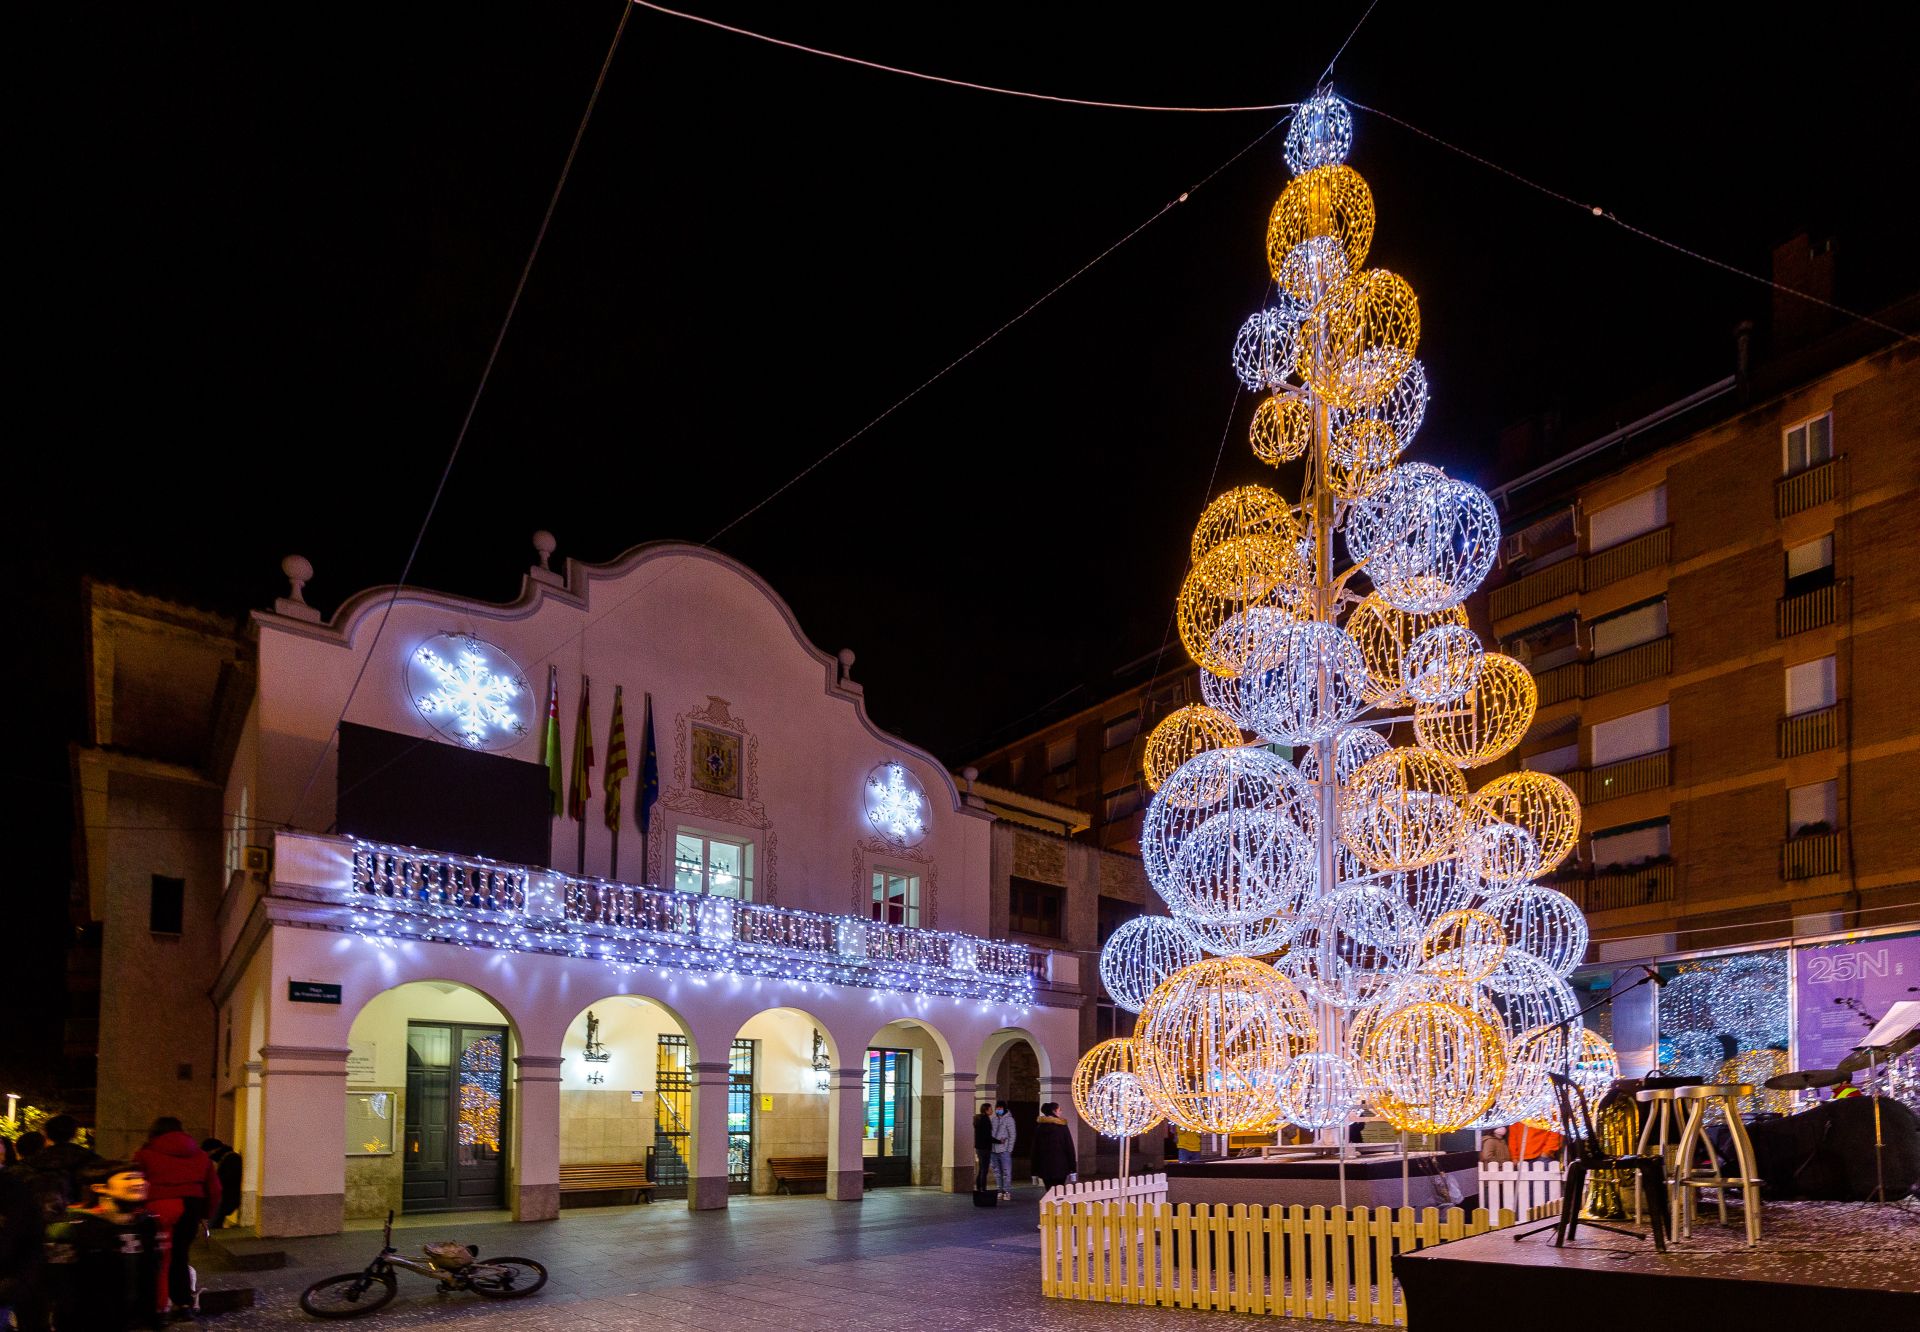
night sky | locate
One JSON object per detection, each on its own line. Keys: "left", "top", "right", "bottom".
{"left": 12, "top": 4, "right": 1916, "bottom": 1087}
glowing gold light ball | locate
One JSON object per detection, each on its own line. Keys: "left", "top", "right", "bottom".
{"left": 1345, "top": 594, "right": 1467, "bottom": 704}
{"left": 1071, "top": 1038, "right": 1160, "bottom": 1134}
{"left": 1340, "top": 746, "right": 1469, "bottom": 871}
{"left": 1308, "top": 269, "right": 1421, "bottom": 411}
{"left": 1250, "top": 394, "right": 1313, "bottom": 466}
{"left": 1362, "top": 999, "right": 1507, "bottom": 1134}
{"left": 1136, "top": 956, "right": 1313, "bottom": 1134}
{"left": 1467, "top": 771, "right": 1582, "bottom": 874}
{"left": 1418, "top": 909, "right": 1508, "bottom": 984}
{"left": 1177, "top": 537, "right": 1301, "bottom": 678}
{"left": 1413, "top": 652, "right": 1537, "bottom": 766}
{"left": 1267, "top": 165, "right": 1375, "bottom": 281}
{"left": 1190, "top": 484, "right": 1299, "bottom": 566}
{"left": 1143, "top": 705, "right": 1243, "bottom": 793}
{"left": 1326, "top": 419, "right": 1400, "bottom": 498}
{"left": 1524, "top": 1028, "right": 1619, "bottom": 1132}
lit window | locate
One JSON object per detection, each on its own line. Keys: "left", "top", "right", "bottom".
{"left": 672, "top": 829, "right": 755, "bottom": 900}
{"left": 1587, "top": 485, "right": 1666, "bottom": 553}
{"left": 1589, "top": 598, "right": 1667, "bottom": 657}
{"left": 1783, "top": 413, "right": 1833, "bottom": 476}
{"left": 1784, "top": 656, "right": 1836, "bottom": 717}
{"left": 1590, "top": 704, "right": 1669, "bottom": 767}
{"left": 1591, "top": 818, "right": 1669, "bottom": 871}
{"left": 1788, "top": 781, "right": 1837, "bottom": 836}
{"left": 1784, "top": 535, "right": 1834, "bottom": 596}
{"left": 871, "top": 870, "right": 919, "bottom": 927}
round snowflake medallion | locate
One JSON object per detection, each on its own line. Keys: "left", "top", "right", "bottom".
{"left": 864, "top": 761, "right": 929, "bottom": 848}
{"left": 407, "top": 633, "right": 531, "bottom": 751}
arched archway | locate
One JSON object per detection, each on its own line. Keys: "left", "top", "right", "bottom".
{"left": 730, "top": 1006, "right": 841, "bottom": 1196}
{"left": 860, "top": 1017, "right": 955, "bottom": 1189}
{"left": 556, "top": 995, "right": 698, "bottom": 1206}
{"left": 345, "top": 980, "right": 520, "bottom": 1220}
{"left": 978, "top": 1027, "right": 1049, "bottom": 1189}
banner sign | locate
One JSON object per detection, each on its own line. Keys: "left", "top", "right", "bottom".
{"left": 1794, "top": 932, "right": 1920, "bottom": 1075}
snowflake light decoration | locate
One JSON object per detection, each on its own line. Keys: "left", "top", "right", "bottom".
{"left": 408, "top": 633, "right": 529, "bottom": 750}
{"left": 864, "top": 762, "right": 929, "bottom": 848}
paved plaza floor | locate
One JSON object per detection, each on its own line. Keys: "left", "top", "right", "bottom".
{"left": 197, "top": 1187, "right": 1304, "bottom": 1329}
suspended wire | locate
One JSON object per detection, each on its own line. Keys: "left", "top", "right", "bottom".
{"left": 1320, "top": 0, "right": 1384, "bottom": 84}
{"left": 1349, "top": 99, "right": 1920, "bottom": 348}
{"left": 629, "top": 1, "right": 1298, "bottom": 112}
{"left": 283, "top": 3, "right": 635, "bottom": 829}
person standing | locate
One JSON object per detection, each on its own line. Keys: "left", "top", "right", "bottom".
{"left": 133, "top": 1118, "right": 220, "bottom": 1320}
{"left": 972, "top": 1103, "right": 994, "bottom": 1193}
{"left": 33, "top": 1116, "right": 100, "bottom": 1207}
{"left": 989, "top": 1101, "right": 1017, "bottom": 1201}
{"left": 199, "top": 1141, "right": 242, "bottom": 1230}
{"left": 1030, "top": 1103, "right": 1076, "bottom": 1192}
{"left": 44, "top": 1160, "right": 163, "bottom": 1330}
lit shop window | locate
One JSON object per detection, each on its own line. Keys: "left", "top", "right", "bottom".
{"left": 673, "top": 829, "right": 755, "bottom": 900}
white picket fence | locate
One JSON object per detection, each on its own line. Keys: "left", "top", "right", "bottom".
{"left": 1476, "top": 1160, "right": 1562, "bottom": 1216}
{"left": 1042, "top": 1172, "right": 1169, "bottom": 1208}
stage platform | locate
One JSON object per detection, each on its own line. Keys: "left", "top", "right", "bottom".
{"left": 1397, "top": 1200, "right": 1920, "bottom": 1331}
{"left": 1166, "top": 1149, "right": 1478, "bottom": 1210}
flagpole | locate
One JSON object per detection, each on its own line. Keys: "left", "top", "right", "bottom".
{"left": 576, "top": 676, "right": 591, "bottom": 876}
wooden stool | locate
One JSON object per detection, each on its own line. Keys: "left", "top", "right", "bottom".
{"left": 1631, "top": 1087, "right": 1683, "bottom": 1224}
{"left": 1671, "top": 1083, "right": 1762, "bottom": 1245}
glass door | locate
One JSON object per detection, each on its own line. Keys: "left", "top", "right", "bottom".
{"left": 728, "top": 1040, "right": 755, "bottom": 1192}
{"left": 863, "top": 1047, "right": 914, "bottom": 1187}
{"left": 403, "top": 1022, "right": 508, "bottom": 1213}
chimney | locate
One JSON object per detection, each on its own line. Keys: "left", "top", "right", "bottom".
{"left": 1770, "top": 234, "right": 1837, "bottom": 351}
{"left": 1734, "top": 319, "right": 1754, "bottom": 387}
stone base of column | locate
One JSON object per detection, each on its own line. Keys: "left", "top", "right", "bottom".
{"left": 514, "top": 1182, "right": 559, "bottom": 1222}
{"left": 685, "top": 1175, "right": 731, "bottom": 1211}
{"left": 827, "top": 1169, "right": 864, "bottom": 1201}
{"left": 942, "top": 1165, "right": 975, "bottom": 1194}
{"left": 255, "top": 1192, "right": 343, "bottom": 1238}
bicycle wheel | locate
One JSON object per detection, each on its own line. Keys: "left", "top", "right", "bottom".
{"left": 300, "top": 1270, "right": 397, "bottom": 1319}
{"left": 465, "top": 1256, "right": 548, "bottom": 1298}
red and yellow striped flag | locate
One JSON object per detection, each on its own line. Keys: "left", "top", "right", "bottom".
{"left": 567, "top": 676, "right": 593, "bottom": 822}
{"left": 604, "top": 686, "right": 629, "bottom": 832}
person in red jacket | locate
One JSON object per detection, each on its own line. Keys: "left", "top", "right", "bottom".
{"left": 132, "top": 1117, "right": 220, "bottom": 1319}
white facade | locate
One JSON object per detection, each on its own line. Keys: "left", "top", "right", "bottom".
{"left": 200, "top": 542, "right": 1083, "bottom": 1236}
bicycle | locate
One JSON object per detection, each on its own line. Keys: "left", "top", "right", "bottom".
{"left": 299, "top": 1210, "right": 547, "bottom": 1318}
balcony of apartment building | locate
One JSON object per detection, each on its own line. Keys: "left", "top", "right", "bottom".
{"left": 1547, "top": 816, "right": 1676, "bottom": 916}
{"left": 1507, "top": 595, "right": 1673, "bottom": 716}
{"left": 231, "top": 832, "right": 1066, "bottom": 1007}
{"left": 1775, "top": 413, "right": 1844, "bottom": 518}
{"left": 1781, "top": 777, "right": 1845, "bottom": 882}
{"left": 1489, "top": 484, "right": 1672, "bottom": 625}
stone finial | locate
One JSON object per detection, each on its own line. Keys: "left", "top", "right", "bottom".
{"left": 532, "top": 530, "right": 556, "bottom": 569}
{"left": 275, "top": 555, "right": 321, "bottom": 623}
{"left": 962, "top": 765, "right": 979, "bottom": 791}
{"left": 835, "top": 648, "right": 862, "bottom": 695}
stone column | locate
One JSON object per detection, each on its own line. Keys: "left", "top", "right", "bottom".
{"left": 687, "top": 1060, "right": 732, "bottom": 1211}
{"left": 255, "top": 1044, "right": 349, "bottom": 1237}
{"left": 825, "top": 1067, "right": 866, "bottom": 1201}
{"left": 236, "top": 1060, "right": 263, "bottom": 1228}
{"left": 941, "top": 1070, "right": 980, "bottom": 1193}
{"left": 512, "top": 1055, "right": 563, "bottom": 1221}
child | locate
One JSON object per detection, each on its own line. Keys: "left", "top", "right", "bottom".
{"left": 44, "top": 1160, "right": 163, "bottom": 1330}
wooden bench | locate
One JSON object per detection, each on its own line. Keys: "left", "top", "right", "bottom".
{"left": 767, "top": 1156, "right": 877, "bottom": 1194}
{"left": 558, "top": 1162, "right": 654, "bottom": 1205}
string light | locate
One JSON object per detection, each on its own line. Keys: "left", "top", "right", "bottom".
{"left": 1251, "top": 393, "right": 1313, "bottom": 465}
{"left": 1142, "top": 704, "right": 1244, "bottom": 793}
{"left": 1099, "top": 915, "right": 1204, "bottom": 1012}
{"left": 1284, "top": 92, "right": 1354, "bottom": 174}
{"left": 1340, "top": 747, "right": 1469, "bottom": 872}
{"left": 1136, "top": 956, "right": 1314, "bottom": 1134}
{"left": 1362, "top": 1000, "right": 1505, "bottom": 1134}
{"left": 1232, "top": 307, "right": 1305, "bottom": 392}
{"left": 1467, "top": 772, "right": 1581, "bottom": 874}
{"left": 1276, "top": 1051, "right": 1364, "bottom": 1129}
{"left": 1345, "top": 594, "right": 1468, "bottom": 705}
{"left": 1413, "top": 652, "right": 1536, "bottom": 766}
{"left": 1267, "top": 165, "right": 1374, "bottom": 283}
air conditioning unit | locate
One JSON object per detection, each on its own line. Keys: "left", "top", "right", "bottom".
{"left": 1499, "top": 532, "right": 1529, "bottom": 568}
{"left": 242, "top": 845, "right": 272, "bottom": 876}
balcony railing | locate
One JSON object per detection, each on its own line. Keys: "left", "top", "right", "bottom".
{"left": 1490, "top": 556, "right": 1582, "bottom": 622}
{"left": 1777, "top": 580, "right": 1842, "bottom": 637}
{"left": 1778, "top": 702, "right": 1843, "bottom": 758}
{"left": 1586, "top": 749, "right": 1671, "bottom": 804}
{"left": 270, "top": 835, "right": 1046, "bottom": 1003}
{"left": 1777, "top": 455, "right": 1844, "bottom": 518}
{"left": 1562, "top": 864, "right": 1676, "bottom": 913}
{"left": 1587, "top": 636, "right": 1672, "bottom": 695}
{"left": 1535, "top": 660, "right": 1586, "bottom": 707}
{"left": 1782, "top": 832, "right": 1842, "bottom": 880}
{"left": 1584, "top": 526, "right": 1671, "bottom": 592}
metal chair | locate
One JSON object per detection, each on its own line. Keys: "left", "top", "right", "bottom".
{"left": 1549, "top": 1072, "right": 1669, "bottom": 1251}
{"left": 1670, "top": 1083, "right": 1762, "bottom": 1245}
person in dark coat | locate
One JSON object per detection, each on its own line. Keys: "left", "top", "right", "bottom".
{"left": 199, "top": 1140, "right": 243, "bottom": 1229}
{"left": 972, "top": 1103, "right": 994, "bottom": 1192}
{"left": 1031, "top": 1102, "right": 1077, "bottom": 1190}
{"left": 32, "top": 1116, "right": 100, "bottom": 1208}
{"left": 133, "top": 1118, "right": 220, "bottom": 1317}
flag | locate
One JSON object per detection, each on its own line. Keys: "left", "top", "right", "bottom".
{"left": 638, "top": 692, "right": 659, "bottom": 838}
{"left": 543, "top": 665, "right": 563, "bottom": 817}
{"left": 604, "top": 686, "right": 629, "bottom": 832}
{"left": 568, "top": 676, "right": 593, "bottom": 822}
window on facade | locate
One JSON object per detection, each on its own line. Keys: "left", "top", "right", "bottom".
{"left": 1045, "top": 735, "right": 1077, "bottom": 773}
{"left": 1590, "top": 704, "right": 1669, "bottom": 767}
{"left": 1009, "top": 876, "right": 1063, "bottom": 938}
{"left": 1591, "top": 818, "right": 1670, "bottom": 871}
{"left": 1785, "top": 656, "right": 1837, "bottom": 717}
{"left": 870, "top": 870, "right": 920, "bottom": 927}
{"left": 1102, "top": 784, "right": 1143, "bottom": 823}
{"left": 1103, "top": 714, "right": 1142, "bottom": 751}
{"left": 672, "top": 829, "right": 755, "bottom": 900}
{"left": 1504, "top": 614, "right": 1581, "bottom": 671}
{"left": 1095, "top": 999, "right": 1137, "bottom": 1043}
{"left": 1788, "top": 780, "right": 1838, "bottom": 836}
{"left": 1589, "top": 598, "right": 1667, "bottom": 658}
{"left": 1784, "top": 413, "right": 1833, "bottom": 475}
{"left": 1784, "top": 535, "right": 1835, "bottom": 597}
{"left": 1588, "top": 485, "right": 1667, "bottom": 553}
{"left": 149, "top": 874, "right": 185, "bottom": 935}
{"left": 1097, "top": 895, "right": 1142, "bottom": 945}
{"left": 1521, "top": 743, "right": 1581, "bottom": 775}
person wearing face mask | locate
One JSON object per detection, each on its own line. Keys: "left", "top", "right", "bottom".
{"left": 44, "top": 1160, "right": 163, "bottom": 1330}
{"left": 989, "top": 1102, "right": 1018, "bottom": 1202}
